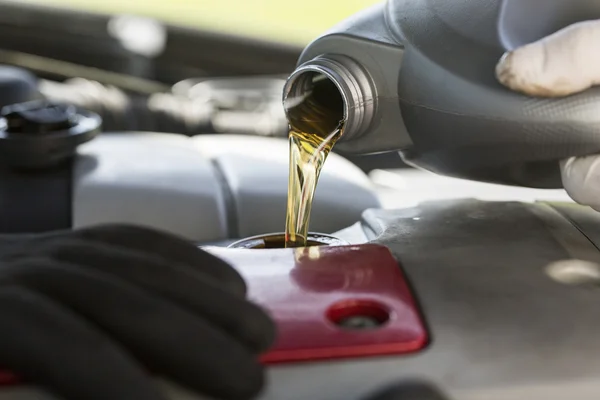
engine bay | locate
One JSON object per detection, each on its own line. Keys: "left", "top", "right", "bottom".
{"left": 0, "top": 62, "right": 572, "bottom": 241}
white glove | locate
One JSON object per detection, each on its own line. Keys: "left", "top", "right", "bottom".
{"left": 495, "top": 20, "right": 600, "bottom": 210}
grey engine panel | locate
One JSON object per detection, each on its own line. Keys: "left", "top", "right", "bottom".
{"left": 4, "top": 200, "right": 600, "bottom": 399}
{"left": 72, "top": 132, "right": 381, "bottom": 242}
{"left": 255, "top": 200, "right": 600, "bottom": 400}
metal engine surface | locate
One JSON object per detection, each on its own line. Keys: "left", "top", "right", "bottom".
{"left": 259, "top": 200, "right": 600, "bottom": 400}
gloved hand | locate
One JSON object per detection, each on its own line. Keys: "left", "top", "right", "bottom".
{"left": 0, "top": 224, "right": 275, "bottom": 400}
{"left": 495, "top": 20, "right": 600, "bottom": 211}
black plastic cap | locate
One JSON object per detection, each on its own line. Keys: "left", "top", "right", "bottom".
{"left": 0, "top": 100, "right": 102, "bottom": 170}
{"left": 0, "top": 65, "right": 40, "bottom": 109}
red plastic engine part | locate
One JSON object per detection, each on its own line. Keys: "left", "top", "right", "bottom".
{"left": 0, "top": 243, "right": 428, "bottom": 384}
{"left": 208, "top": 243, "right": 428, "bottom": 364}
{"left": 0, "top": 372, "right": 14, "bottom": 386}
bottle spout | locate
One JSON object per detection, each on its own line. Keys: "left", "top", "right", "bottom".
{"left": 282, "top": 55, "right": 375, "bottom": 141}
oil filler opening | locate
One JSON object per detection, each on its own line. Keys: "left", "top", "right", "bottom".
{"left": 228, "top": 233, "right": 348, "bottom": 249}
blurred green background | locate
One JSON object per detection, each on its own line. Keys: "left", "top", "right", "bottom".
{"left": 22, "top": 0, "right": 382, "bottom": 45}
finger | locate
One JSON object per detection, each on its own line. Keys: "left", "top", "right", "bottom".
{"left": 496, "top": 20, "right": 600, "bottom": 97}
{"left": 70, "top": 224, "right": 247, "bottom": 295}
{"left": 0, "top": 285, "right": 165, "bottom": 400}
{"left": 561, "top": 155, "right": 600, "bottom": 211}
{"left": 42, "top": 240, "right": 275, "bottom": 352}
{"left": 8, "top": 259, "right": 266, "bottom": 400}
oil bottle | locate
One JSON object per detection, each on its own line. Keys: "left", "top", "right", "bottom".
{"left": 283, "top": 0, "right": 600, "bottom": 189}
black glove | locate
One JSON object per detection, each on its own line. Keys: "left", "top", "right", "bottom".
{"left": 0, "top": 224, "right": 275, "bottom": 400}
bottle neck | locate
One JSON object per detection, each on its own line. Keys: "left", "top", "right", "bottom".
{"left": 282, "top": 54, "right": 375, "bottom": 141}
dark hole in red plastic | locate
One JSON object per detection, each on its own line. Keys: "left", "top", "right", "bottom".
{"left": 326, "top": 299, "right": 391, "bottom": 330}
{"left": 0, "top": 371, "right": 17, "bottom": 386}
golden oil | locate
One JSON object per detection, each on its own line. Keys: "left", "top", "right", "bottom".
{"left": 284, "top": 72, "right": 345, "bottom": 247}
